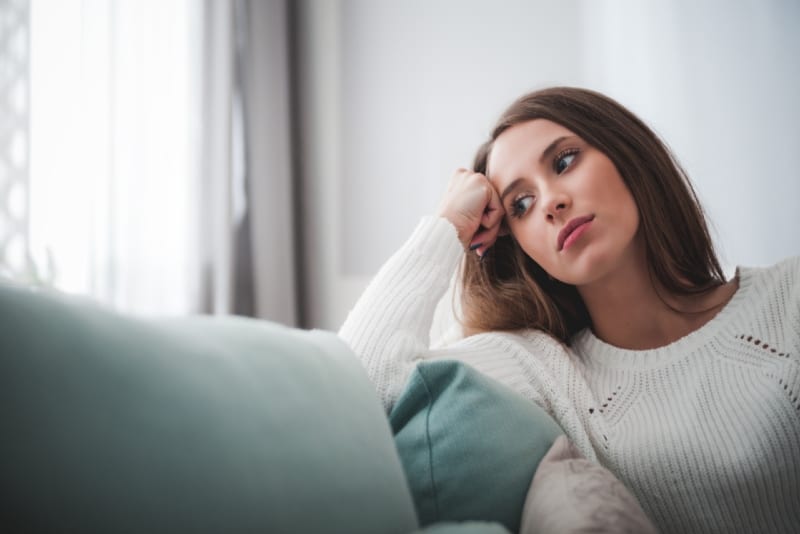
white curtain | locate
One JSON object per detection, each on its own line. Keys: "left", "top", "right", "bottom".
{"left": 25, "top": 0, "right": 299, "bottom": 324}
{"left": 29, "top": 0, "right": 203, "bottom": 314}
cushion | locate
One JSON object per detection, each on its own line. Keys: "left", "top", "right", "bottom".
{"left": 0, "top": 281, "right": 418, "bottom": 534}
{"left": 415, "top": 522, "right": 512, "bottom": 533}
{"left": 520, "top": 435, "right": 657, "bottom": 534}
{"left": 390, "top": 360, "right": 564, "bottom": 533}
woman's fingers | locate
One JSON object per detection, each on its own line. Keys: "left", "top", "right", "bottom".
{"left": 481, "top": 183, "right": 504, "bottom": 230}
{"left": 437, "top": 167, "right": 508, "bottom": 256}
{"left": 469, "top": 226, "right": 500, "bottom": 257}
{"left": 438, "top": 169, "right": 496, "bottom": 249}
{"left": 470, "top": 181, "right": 506, "bottom": 256}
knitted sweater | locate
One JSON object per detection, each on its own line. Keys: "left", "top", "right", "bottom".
{"left": 339, "top": 216, "right": 800, "bottom": 534}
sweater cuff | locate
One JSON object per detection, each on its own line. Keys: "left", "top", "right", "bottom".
{"left": 406, "top": 216, "right": 465, "bottom": 272}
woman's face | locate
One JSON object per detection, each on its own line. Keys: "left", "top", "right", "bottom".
{"left": 487, "top": 119, "right": 640, "bottom": 286}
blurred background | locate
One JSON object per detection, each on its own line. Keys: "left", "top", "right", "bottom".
{"left": 0, "top": 0, "right": 798, "bottom": 330}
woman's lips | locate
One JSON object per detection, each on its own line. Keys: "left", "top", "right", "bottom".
{"left": 558, "top": 215, "right": 595, "bottom": 251}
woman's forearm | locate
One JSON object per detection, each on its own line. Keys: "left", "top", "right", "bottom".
{"left": 338, "top": 216, "right": 464, "bottom": 411}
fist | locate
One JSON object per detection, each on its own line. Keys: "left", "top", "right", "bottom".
{"left": 437, "top": 168, "right": 506, "bottom": 256}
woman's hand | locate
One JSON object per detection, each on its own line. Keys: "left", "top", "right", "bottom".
{"left": 437, "top": 168, "right": 506, "bottom": 256}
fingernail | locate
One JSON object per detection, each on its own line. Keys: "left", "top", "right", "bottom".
{"left": 469, "top": 242, "right": 483, "bottom": 251}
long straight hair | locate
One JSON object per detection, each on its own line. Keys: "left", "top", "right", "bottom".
{"left": 460, "top": 87, "right": 726, "bottom": 343}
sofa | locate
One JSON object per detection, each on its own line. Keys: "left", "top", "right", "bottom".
{"left": 1, "top": 280, "right": 651, "bottom": 533}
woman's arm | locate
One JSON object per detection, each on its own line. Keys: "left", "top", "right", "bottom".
{"left": 339, "top": 169, "right": 505, "bottom": 411}
{"left": 338, "top": 216, "right": 464, "bottom": 411}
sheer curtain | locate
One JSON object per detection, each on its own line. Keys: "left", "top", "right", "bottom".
{"left": 28, "top": 0, "right": 202, "bottom": 314}
{"left": 25, "top": 0, "right": 298, "bottom": 323}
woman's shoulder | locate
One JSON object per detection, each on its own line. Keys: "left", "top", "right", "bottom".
{"left": 739, "top": 256, "right": 800, "bottom": 287}
{"left": 453, "top": 327, "right": 570, "bottom": 358}
{"left": 735, "top": 256, "right": 800, "bottom": 312}
{"left": 777, "top": 255, "right": 800, "bottom": 276}
{"left": 759, "top": 255, "right": 800, "bottom": 273}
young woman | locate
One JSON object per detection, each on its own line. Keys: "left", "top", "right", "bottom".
{"left": 339, "top": 87, "right": 800, "bottom": 533}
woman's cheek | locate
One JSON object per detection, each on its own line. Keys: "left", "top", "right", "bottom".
{"left": 521, "top": 240, "right": 548, "bottom": 268}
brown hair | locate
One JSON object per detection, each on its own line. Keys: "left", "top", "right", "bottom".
{"left": 460, "top": 86, "right": 726, "bottom": 343}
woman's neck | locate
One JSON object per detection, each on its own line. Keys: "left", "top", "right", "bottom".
{"left": 577, "top": 246, "right": 737, "bottom": 351}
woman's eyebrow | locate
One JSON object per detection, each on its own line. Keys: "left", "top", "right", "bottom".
{"left": 500, "top": 178, "right": 524, "bottom": 204}
{"left": 498, "top": 135, "right": 573, "bottom": 204}
{"left": 538, "top": 135, "right": 570, "bottom": 165}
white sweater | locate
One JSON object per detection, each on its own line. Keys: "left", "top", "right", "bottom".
{"left": 339, "top": 216, "right": 800, "bottom": 534}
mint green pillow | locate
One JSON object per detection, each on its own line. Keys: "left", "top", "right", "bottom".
{"left": 415, "top": 522, "right": 511, "bottom": 533}
{"left": 0, "top": 282, "right": 417, "bottom": 534}
{"left": 390, "top": 360, "right": 564, "bottom": 533}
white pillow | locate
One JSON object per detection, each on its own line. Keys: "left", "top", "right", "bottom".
{"left": 521, "top": 435, "right": 658, "bottom": 534}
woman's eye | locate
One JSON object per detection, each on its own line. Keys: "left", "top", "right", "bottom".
{"left": 510, "top": 195, "right": 534, "bottom": 218}
{"left": 554, "top": 150, "right": 578, "bottom": 174}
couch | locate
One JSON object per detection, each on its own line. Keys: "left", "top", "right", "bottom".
{"left": 1, "top": 280, "right": 635, "bottom": 534}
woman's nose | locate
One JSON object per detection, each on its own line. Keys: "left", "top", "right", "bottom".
{"left": 544, "top": 191, "right": 571, "bottom": 221}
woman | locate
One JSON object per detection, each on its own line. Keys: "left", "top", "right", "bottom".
{"left": 339, "top": 87, "right": 799, "bottom": 533}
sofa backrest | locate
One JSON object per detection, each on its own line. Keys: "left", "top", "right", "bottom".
{"left": 0, "top": 281, "right": 418, "bottom": 534}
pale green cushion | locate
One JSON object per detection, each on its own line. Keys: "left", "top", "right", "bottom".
{"left": 0, "top": 281, "right": 418, "bottom": 534}
{"left": 415, "top": 522, "right": 511, "bottom": 534}
{"left": 390, "top": 361, "right": 564, "bottom": 533}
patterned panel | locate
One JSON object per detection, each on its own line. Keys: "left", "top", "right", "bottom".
{"left": 0, "top": 0, "right": 29, "bottom": 279}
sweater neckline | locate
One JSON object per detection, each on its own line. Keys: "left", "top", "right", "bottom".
{"left": 573, "top": 266, "right": 754, "bottom": 369}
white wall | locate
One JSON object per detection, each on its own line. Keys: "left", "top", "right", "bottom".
{"left": 298, "top": 0, "right": 800, "bottom": 330}
{"left": 581, "top": 0, "right": 800, "bottom": 274}
{"left": 339, "top": 0, "right": 586, "bottom": 276}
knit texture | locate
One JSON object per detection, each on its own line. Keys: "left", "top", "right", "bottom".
{"left": 339, "top": 216, "right": 800, "bottom": 534}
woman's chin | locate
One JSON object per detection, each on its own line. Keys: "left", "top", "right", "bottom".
{"left": 551, "top": 248, "right": 617, "bottom": 287}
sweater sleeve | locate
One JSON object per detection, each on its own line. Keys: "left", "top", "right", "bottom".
{"left": 338, "top": 216, "right": 465, "bottom": 411}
